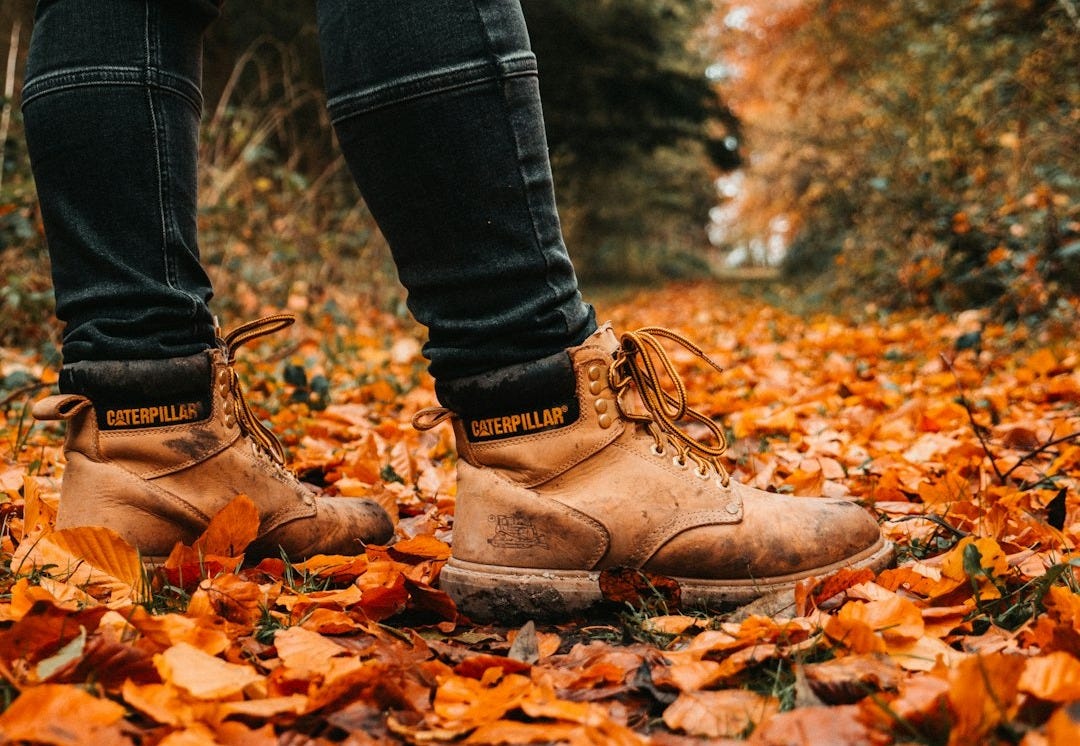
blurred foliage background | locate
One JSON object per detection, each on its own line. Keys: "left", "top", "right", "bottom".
{"left": 0, "top": 0, "right": 1077, "bottom": 349}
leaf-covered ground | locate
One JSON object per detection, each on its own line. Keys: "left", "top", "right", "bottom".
{"left": 0, "top": 283, "right": 1078, "bottom": 745}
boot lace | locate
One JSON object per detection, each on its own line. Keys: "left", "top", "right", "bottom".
{"left": 609, "top": 327, "right": 731, "bottom": 485}
{"left": 218, "top": 314, "right": 295, "bottom": 465}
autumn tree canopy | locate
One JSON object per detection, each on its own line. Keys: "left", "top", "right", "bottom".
{"left": 708, "top": 0, "right": 1079, "bottom": 316}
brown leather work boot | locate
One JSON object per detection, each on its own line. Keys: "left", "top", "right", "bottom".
{"left": 33, "top": 315, "right": 394, "bottom": 562}
{"left": 415, "top": 324, "right": 893, "bottom": 621}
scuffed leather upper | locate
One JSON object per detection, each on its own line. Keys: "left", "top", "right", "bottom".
{"left": 447, "top": 326, "right": 885, "bottom": 580}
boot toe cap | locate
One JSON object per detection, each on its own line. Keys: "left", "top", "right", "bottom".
{"left": 253, "top": 497, "right": 395, "bottom": 559}
{"left": 648, "top": 494, "right": 886, "bottom": 582}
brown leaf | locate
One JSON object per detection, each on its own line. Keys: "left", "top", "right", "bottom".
{"left": 0, "top": 600, "right": 108, "bottom": 671}
{"left": 803, "top": 655, "right": 900, "bottom": 704}
{"left": 663, "top": 690, "right": 779, "bottom": 738}
{"left": 454, "top": 654, "right": 532, "bottom": 680}
{"left": 748, "top": 705, "right": 885, "bottom": 746}
{"left": 45, "top": 631, "right": 159, "bottom": 691}
{"left": 186, "top": 573, "right": 268, "bottom": 627}
{"left": 357, "top": 563, "right": 410, "bottom": 621}
{"left": 403, "top": 576, "right": 458, "bottom": 622}
{"left": 805, "top": 567, "right": 877, "bottom": 611}
{"left": 599, "top": 566, "right": 681, "bottom": 611}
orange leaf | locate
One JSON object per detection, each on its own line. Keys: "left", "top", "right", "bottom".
{"left": 464, "top": 721, "right": 580, "bottom": 744}
{"left": 124, "top": 606, "right": 231, "bottom": 655}
{"left": 650, "top": 660, "right": 725, "bottom": 692}
{"left": 1047, "top": 702, "right": 1080, "bottom": 746}
{"left": 121, "top": 681, "right": 194, "bottom": 727}
{"left": 1025, "top": 347, "right": 1058, "bottom": 376}
{"left": 641, "top": 615, "right": 702, "bottom": 636}
{"left": 0, "top": 684, "right": 127, "bottom": 745}
{"left": 359, "top": 571, "right": 409, "bottom": 621}
{"left": 217, "top": 694, "right": 309, "bottom": 720}
{"left": 289, "top": 554, "right": 370, "bottom": 582}
{"left": 155, "top": 642, "right": 263, "bottom": 699}
{"left": 454, "top": 655, "right": 532, "bottom": 680}
{"left": 947, "top": 654, "right": 1025, "bottom": 746}
{"left": 663, "top": 689, "right": 779, "bottom": 738}
{"left": 1019, "top": 652, "right": 1080, "bottom": 702}
{"left": 388, "top": 534, "right": 452, "bottom": 562}
{"left": 860, "top": 674, "right": 950, "bottom": 740}
{"left": 917, "top": 470, "right": 970, "bottom": 505}
{"left": 748, "top": 704, "right": 879, "bottom": 745}
{"left": 273, "top": 626, "right": 350, "bottom": 675}
{"left": 186, "top": 573, "right": 268, "bottom": 626}
{"left": 12, "top": 525, "right": 144, "bottom": 602}
{"left": 431, "top": 672, "right": 533, "bottom": 729}
{"left": 805, "top": 566, "right": 876, "bottom": 611}
{"left": 194, "top": 494, "right": 260, "bottom": 557}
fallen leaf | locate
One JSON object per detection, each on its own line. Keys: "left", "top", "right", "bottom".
{"left": 599, "top": 566, "right": 681, "bottom": 611}
{"left": 803, "top": 654, "right": 900, "bottom": 704}
{"left": 747, "top": 704, "right": 881, "bottom": 745}
{"left": 194, "top": 493, "right": 260, "bottom": 557}
{"left": 11, "top": 525, "right": 145, "bottom": 602}
{"left": 155, "top": 642, "right": 264, "bottom": 699}
{"left": 663, "top": 689, "right": 779, "bottom": 738}
{"left": 947, "top": 653, "right": 1025, "bottom": 746}
{"left": 0, "top": 684, "right": 128, "bottom": 745}
{"left": 1019, "top": 651, "right": 1080, "bottom": 702}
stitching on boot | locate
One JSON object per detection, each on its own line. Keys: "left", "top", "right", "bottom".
{"left": 626, "top": 510, "right": 745, "bottom": 568}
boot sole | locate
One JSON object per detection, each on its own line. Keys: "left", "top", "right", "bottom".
{"left": 440, "top": 538, "right": 895, "bottom": 622}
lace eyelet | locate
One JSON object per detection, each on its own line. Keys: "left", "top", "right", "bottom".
{"left": 672, "top": 455, "right": 686, "bottom": 468}
{"left": 695, "top": 467, "right": 710, "bottom": 480}
{"left": 650, "top": 443, "right": 665, "bottom": 456}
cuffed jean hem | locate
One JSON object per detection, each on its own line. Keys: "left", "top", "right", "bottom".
{"left": 326, "top": 52, "right": 538, "bottom": 122}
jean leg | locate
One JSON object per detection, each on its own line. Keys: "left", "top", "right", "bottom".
{"left": 317, "top": 0, "right": 596, "bottom": 381}
{"left": 23, "top": 0, "right": 218, "bottom": 364}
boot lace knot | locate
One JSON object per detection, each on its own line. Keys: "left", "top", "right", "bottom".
{"left": 608, "top": 327, "right": 731, "bottom": 485}
{"left": 218, "top": 314, "right": 296, "bottom": 465}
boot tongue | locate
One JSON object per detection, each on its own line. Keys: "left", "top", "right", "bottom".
{"left": 59, "top": 352, "right": 214, "bottom": 431}
{"left": 436, "top": 351, "right": 581, "bottom": 443}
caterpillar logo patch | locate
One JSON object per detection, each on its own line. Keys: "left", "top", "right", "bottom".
{"left": 466, "top": 402, "right": 578, "bottom": 442}
{"left": 488, "top": 514, "right": 548, "bottom": 549}
{"left": 101, "top": 401, "right": 206, "bottom": 430}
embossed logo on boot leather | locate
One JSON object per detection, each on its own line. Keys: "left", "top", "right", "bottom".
{"left": 466, "top": 401, "right": 578, "bottom": 442}
{"left": 488, "top": 514, "right": 549, "bottom": 549}
{"left": 101, "top": 400, "right": 208, "bottom": 430}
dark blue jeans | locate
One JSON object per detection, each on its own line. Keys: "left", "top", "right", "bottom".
{"left": 22, "top": 0, "right": 595, "bottom": 381}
